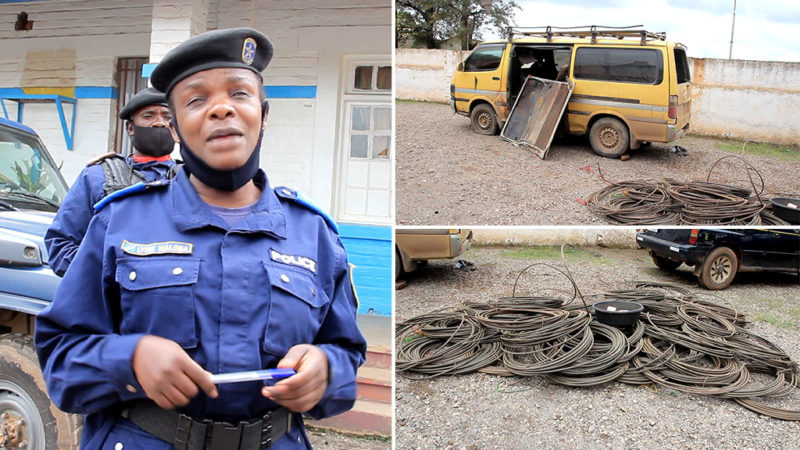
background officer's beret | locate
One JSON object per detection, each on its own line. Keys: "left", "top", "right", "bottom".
{"left": 150, "top": 27, "right": 273, "bottom": 97}
{"left": 118, "top": 87, "right": 168, "bottom": 121}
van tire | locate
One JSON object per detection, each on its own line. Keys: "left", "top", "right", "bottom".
{"left": 470, "top": 104, "right": 499, "bottom": 135}
{"left": 589, "top": 117, "right": 629, "bottom": 158}
{"left": 0, "top": 334, "right": 81, "bottom": 450}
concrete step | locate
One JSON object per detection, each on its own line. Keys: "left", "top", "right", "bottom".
{"left": 306, "top": 399, "right": 392, "bottom": 437}
{"left": 357, "top": 366, "right": 391, "bottom": 404}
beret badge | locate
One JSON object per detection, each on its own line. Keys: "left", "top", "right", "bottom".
{"left": 242, "top": 37, "right": 257, "bottom": 65}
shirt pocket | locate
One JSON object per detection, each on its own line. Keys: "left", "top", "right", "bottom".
{"left": 262, "top": 263, "right": 330, "bottom": 357}
{"left": 116, "top": 256, "right": 200, "bottom": 349}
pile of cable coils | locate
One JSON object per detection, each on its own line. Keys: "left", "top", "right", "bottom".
{"left": 396, "top": 279, "right": 800, "bottom": 421}
{"left": 585, "top": 156, "right": 792, "bottom": 225}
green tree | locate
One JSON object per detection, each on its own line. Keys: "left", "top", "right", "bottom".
{"left": 396, "top": 0, "right": 520, "bottom": 50}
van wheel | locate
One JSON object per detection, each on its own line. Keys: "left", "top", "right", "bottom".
{"left": 0, "top": 334, "right": 81, "bottom": 450}
{"left": 470, "top": 104, "right": 499, "bottom": 135}
{"left": 589, "top": 117, "right": 629, "bottom": 158}
{"left": 698, "top": 247, "right": 738, "bottom": 290}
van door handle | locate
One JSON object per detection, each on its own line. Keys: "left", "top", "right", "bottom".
{"left": 492, "top": 76, "right": 500, "bottom": 80}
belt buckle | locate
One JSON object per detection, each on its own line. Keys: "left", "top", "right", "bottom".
{"left": 208, "top": 421, "right": 243, "bottom": 450}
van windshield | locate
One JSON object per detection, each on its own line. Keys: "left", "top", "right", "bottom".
{"left": 573, "top": 47, "right": 664, "bottom": 85}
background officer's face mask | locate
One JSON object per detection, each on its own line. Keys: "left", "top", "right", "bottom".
{"left": 130, "top": 125, "right": 175, "bottom": 157}
{"left": 172, "top": 100, "right": 269, "bottom": 191}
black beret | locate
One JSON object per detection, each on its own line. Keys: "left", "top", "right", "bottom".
{"left": 150, "top": 27, "right": 273, "bottom": 97}
{"left": 118, "top": 87, "right": 168, "bottom": 120}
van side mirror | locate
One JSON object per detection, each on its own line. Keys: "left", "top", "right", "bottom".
{"left": 457, "top": 62, "right": 464, "bottom": 72}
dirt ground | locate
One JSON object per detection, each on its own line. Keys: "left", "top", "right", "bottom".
{"left": 395, "top": 101, "right": 800, "bottom": 226}
{"left": 395, "top": 244, "right": 800, "bottom": 449}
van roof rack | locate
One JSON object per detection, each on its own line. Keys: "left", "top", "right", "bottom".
{"left": 507, "top": 25, "right": 666, "bottom": 45}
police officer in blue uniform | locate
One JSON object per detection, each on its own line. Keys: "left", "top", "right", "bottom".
{"left": 35, "top": 27, "right": 366, "bottom": 449}
{"left": 45, "top": 87, "right": 178, "bottom": 276}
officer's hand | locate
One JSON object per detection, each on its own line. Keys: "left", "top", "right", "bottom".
{"left": 132, "top": 335, "right": 218, "bottom": 409}
{"left": 261, "top": 344, "right": 329, "bottom": 413}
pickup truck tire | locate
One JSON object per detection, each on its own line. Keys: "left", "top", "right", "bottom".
{"left": 470, "top": 104, "right": 499, "bottom": 135}
{"left": 0, "top": 334, "right": 81, "bottom": 450}
{"left": 698, "top": 246, "right": 738, "bottom": 290}
{"left": 650, "top": 252, "right": 682, "bottom": 271}
{"left": 589, "top": 117, "right": 629, "bottom": 158}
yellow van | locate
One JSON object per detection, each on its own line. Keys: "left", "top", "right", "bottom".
{"left": 450, "top": 27, "right": 692, "bottom": 158}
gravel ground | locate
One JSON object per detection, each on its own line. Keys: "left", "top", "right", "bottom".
{"left": 395, "top": 101, "right": 800, "bottom": 226}
{"left": 307, "top": 427, "right": 390, "bottom": 449}
{"left": 395, "top": 244, "right": 800, "bottom": 449}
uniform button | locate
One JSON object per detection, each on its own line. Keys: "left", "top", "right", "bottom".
{"left": 128, "top": 271, "right": 136, "bottom": 281}
{"left": 282, "top": 188, "right": 292, "bottom": 196}
{"left": 125, "top": 384, "right": 137, "bottom": 393}
{"left": 115, "top": 443, "right": 124, "bottom": 450}
{"left": 172, "top": 267, "right": 183, "bottom": 275}
{"left": 280, "top": 274, "right": 290, "bottom": 283}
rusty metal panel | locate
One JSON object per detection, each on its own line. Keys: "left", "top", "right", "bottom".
{"left": 501, "top": 76, "right": 574, "bottom": 159}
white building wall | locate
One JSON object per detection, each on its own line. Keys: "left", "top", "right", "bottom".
{"left": 207, "top": 0, "right": 392, "bottom": 212}
{"left": 0, "top": 1, "right": 153, "bottom": 183}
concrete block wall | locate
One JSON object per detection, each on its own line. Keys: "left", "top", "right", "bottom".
{"left": 472, "top": 228, "right": 639, "bottom": 249}
{"left": 396, "top": 48, "right": 800, "bottom": 146}
{"left": 689, "top": 58, "right": 800, "bottom": 145}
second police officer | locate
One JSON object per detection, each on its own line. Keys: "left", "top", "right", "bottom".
{"left": 35, "top": 28, "right": 366, "bottom": 449}
{"left": 45, "top": 87, "right": 179, "bottom": 276}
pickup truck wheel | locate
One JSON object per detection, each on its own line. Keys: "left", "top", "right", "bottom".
{"left": 589, "top": 117, "right": 629, "bottom": 158}
{"left": 395, "top": 248, "right": 403, "bottom": 280}
{"left": 470, "top": 104, "right": 499, "bottom": 135}
{"left": 0, "top": 334, "right": 81, "bottom": 450}
{"left": 698, "top": 247, "right": 738, "bottom": 290}
{"left": 650, "top": 252, "right": 682, "bottom": 271}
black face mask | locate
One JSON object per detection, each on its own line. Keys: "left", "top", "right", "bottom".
{"left": 130, "top": 125, "right": 175, "bottom": 157}
{"left": 173, "top": 100, "right": 269, "bottom": 191}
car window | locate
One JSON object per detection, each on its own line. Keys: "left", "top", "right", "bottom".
{"left": 0, "top": 127, "right": 68, "bottom": 209}
{"left": 673, "top": 47, "right": 691, "bottom": 84}
{"left": 464, "top": 44, "right": 505, "bottom": 72}
{"left": 574, "top": 47, "right": 663, "bottom": 85}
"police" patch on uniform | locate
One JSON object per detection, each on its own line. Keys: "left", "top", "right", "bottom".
{"left": 270, "top": 249, "right": 317, "bottom": 274}
{"left": 121, "top": 240, "right": 193, "bottom": 256}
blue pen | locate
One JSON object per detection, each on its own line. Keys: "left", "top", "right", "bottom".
{"left": 209, "top": 368, "right": 296, "bottom": 384}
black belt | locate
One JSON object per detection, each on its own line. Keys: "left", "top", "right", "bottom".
{"left": 120, "top": 401, "right": 291, "bottom": 450}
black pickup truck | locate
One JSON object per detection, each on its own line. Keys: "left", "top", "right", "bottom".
{"left": 636, "top": 228, "right": 800, "bottom": 290}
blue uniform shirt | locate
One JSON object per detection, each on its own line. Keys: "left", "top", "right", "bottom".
{"left": 35, "top": 168, "right": 367, "bottom": 449}
{"left": 45, "top": 156, "right": 176, "bottom": 277}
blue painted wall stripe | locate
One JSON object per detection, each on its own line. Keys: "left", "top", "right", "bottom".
{"left": 263, "top": 86, "right": 316, "bottom": 99}
{"left": 0, "top": 88, "right": 25, "bottom": 96}
{"left": 0, "top": 87, "right": 117, "bottom": 99}
{"left": 339, "top": 223, "right": 391, "bottom": 316}
{"left": 141, "top": 63, "right": 157, "bottom": 79}
{"left": 74, "top": 87, "right": 118, "bottom": 99}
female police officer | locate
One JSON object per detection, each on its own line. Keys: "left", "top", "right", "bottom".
{"left": 35, "top": 28, "right": 366, "bottom": 449}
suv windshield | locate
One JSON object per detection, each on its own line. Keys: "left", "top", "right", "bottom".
{"left": 0, "top": 126, "right": 68, "bottom": 212}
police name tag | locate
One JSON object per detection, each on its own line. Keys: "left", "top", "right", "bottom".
{"left": 270, "top": 249, "right": 316, "bottom": 274}
{"left": 121, "top": 240, "right": 193, "bottom": 256}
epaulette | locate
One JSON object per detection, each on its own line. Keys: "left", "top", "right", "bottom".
{"left": 87, "top": 152, "right": 123, "bottom": 166}
{"left": 274, "top": 186, "right": 338, "bottom": 233}
{"left": 93, "top": 179, "right": 171, "bottom": 213}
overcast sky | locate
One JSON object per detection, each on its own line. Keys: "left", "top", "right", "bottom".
{"left": 490, "top": 0, "right": 800, "bottom": 62}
